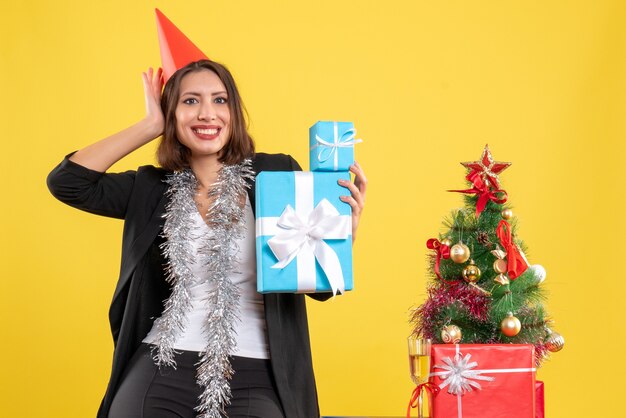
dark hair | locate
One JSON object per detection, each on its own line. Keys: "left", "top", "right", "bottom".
{"left": 157, "top": 60, "right": 255, "bottom": 170}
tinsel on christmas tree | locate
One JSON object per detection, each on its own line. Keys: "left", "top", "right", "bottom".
{"left": 411, "top": 145, "right": 564, "bottom": 366}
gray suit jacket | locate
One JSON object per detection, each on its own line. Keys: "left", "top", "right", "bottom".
{"left": 47, "top": 153, "right": 328, "bottom": 418}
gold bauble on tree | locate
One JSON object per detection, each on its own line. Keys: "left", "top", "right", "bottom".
{"left": 462, "top": 260, "right": 482, "bottom": 283}
{"left": 501, "top": 209, "right": 514, "bottom": 220}
{"left": 501, "top": 312, "right": 521, "bottom": 337}
{"left": 441, "top": 324, "right": 462, "bottom": 344}
{"left": 441, "top": 238, "right": 453, "bottom": 247}
{"left": 545, "top": 329, "right": 565, "bottom": 352}
{"left": 450, "top": 242, "right": 471, "bottom": 263}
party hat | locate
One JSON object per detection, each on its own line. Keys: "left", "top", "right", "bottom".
{"left": 155, "top": 9, "right": 208, "bottom": 82}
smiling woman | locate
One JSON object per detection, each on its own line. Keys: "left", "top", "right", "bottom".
{"left": 158, "top": 60, "right": 255, "bottom": 172}
{"left": 45, "top": 9, "right": 367, "bottom": 418}
{"left": 46, "top": 55, "right": 367, "bottom": 418}
{"left": 175, "top": 70, "right": 232, "bottom": 157}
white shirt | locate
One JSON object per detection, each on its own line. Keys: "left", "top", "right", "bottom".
{"left": 143, "top": 195, "right": 269, "bottom": 359}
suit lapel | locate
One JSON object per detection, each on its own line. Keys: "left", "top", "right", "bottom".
{"left": 112, "top": 179, "right": 168, "bottom": 305}
{"left": 111, "top": 156, "right": 265, "bottom": 308}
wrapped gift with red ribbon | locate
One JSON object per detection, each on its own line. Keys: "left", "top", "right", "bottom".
{"left": 429, "top": 344, "right": 536, "bottom": 418}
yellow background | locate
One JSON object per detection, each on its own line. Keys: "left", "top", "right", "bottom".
{"left": 2, "top": 1, "right": 624, "bottom": 417}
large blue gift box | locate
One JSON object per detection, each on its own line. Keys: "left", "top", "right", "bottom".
{"left": 255, "top": 171, "right": 353, "bottom": 294}
{"left": 309, "top": 121, "right": 360, "bottom": 172}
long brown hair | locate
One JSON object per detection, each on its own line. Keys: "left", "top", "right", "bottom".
{"left": 157, "top": 60, "right": 255, "bottom": 170}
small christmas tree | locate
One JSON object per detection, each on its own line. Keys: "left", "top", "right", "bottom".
{"left": 412, "top": 145, "right": 564, "bottom": 365}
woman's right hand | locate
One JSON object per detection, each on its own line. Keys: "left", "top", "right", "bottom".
{"left": 142, "top": 67, "right": 165, "bottom": 137}
{"left": 68, "top": 68, "right": 167, "bottom": 172}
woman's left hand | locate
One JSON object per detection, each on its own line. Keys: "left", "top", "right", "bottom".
{"left": 339, "top": 161, "right": 367, "bottom": 244}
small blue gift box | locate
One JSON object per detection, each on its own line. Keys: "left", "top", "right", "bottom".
{"left": 255, "top": 171, "right": 353, "bottom": 294}
{"left": 309, "top": 121, "right": 361, "bottom": 172}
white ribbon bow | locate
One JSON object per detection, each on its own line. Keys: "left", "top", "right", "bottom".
{"left": 431, "top": 353, "right": 495, "bottom": 395}
{"left": 312, "top": 122, "right": 362, "bottom": 170}
{"left": 267, "top": 199, "right": 351, "bottom": 295}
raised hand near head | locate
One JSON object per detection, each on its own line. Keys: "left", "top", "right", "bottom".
{"left": 141, "top": 67, "right": 165, "bottom": 137}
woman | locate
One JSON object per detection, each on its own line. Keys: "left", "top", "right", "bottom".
{"left": 47, "top": 60, "right": 366, "bottom": 418}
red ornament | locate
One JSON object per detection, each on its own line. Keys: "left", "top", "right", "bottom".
{"left": 461, "top": 145, "right": 511, "bottom": 189}
{"left": 495, "top": 220, "right": 529, "bottom": 280}
{"left": 427, "top": 239, "right": 451, "bottom": 281}
{"left": 448, "top": 183, "right": 508, "bottom": 218}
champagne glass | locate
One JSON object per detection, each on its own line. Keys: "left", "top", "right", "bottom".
{"left": 407, "top": 336, "right": 432, "bottom": 417}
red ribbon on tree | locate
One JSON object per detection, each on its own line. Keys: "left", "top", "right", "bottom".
{"left": 427, "top": 239, "right": 450, "bottom": 281}
{"left": 407, "top": 382, "right": 440, "bottom": 418}
{"left": 448, "top": 183, "right": 508, "bottom": 218}
{"left": 496, "top": 220, "right": 529, "bottom": 280}
{"left": 466, "top": 169, "right": 487, "bottom": 189}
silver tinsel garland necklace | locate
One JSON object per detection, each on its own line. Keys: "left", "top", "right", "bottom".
{"left": 151, "top": 159, "right": 254, "bottom": 418}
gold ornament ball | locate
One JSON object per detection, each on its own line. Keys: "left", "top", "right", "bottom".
{"left": 501, "top": 313, "right": 521, "bottom": 337}
{"left": 501, "top": 209, "right": 514, "bottom": 220}
{"left": 441, "top": 238, "right": 453, "bottom": 247}
{"left": 462, "top": 260, "right": 482, "bottom": 283}
{"left": 441, "top": 324, "right": 462, "bottom": 344}
{"left": 450, "top": 243, "right": 471, "bottom": 263}
{"left": 545, "top": 331, "right": 565, "bottom": 352}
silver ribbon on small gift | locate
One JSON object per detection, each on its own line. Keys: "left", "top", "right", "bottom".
{"left": 312, "top": 122, "right": 362, "bottom": 170}
{"left": 431, "top": 352, "right": 495, "bottom": 395}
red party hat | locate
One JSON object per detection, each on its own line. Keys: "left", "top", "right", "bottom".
{"left": 155, "top": 9, "right": 208, "bottom": 82}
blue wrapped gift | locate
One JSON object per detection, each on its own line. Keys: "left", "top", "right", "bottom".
{"left": 309, "top": 121, "right": 361, "bottom": 172}
{"left": 255, "top": 171, "right": 353, "bottom": 294}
